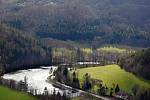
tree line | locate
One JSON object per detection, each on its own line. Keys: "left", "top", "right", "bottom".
{"left": 119, "top": 48, "right": 150, "bottom": 80}
{"left": 52, "top": 47, "right": 125, "bottom": 65}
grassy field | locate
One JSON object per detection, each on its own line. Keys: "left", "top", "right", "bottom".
{"left": 0, "top": 85, "right": 37, "bottom": 100}
{"left": 82, "top": 46, "right": 127, "bottom": 54}
{"left": 82, "top": 46, "right": 133, "bottom": 54}
{"left": 76, "top": 64, "right": 150, "bottom": 94}
{"left": 97, "top": 46, "right": 127, "bottom": 53}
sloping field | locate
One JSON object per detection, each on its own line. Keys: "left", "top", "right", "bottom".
{"left": 77, "top": 64, "right": 150, "bottom": 93}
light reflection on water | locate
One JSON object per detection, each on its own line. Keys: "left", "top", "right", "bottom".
{"left": 2, "top": 66, "right": 61, "bottom": 95}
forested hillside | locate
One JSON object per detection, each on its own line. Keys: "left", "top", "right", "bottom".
{"left": 119, "top": 48, "right": 150, "bottom": 80}
{"left": 0, "top": 24, "right": 52, "bottom": 73}
{"left": 0, "top": 0, "right": 150, "bottom": 47}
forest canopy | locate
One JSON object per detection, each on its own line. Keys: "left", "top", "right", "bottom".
{"left": 0, "top": 24, "right": 52, "bottom": 73}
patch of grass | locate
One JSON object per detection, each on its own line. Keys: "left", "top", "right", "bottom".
{"left": 0, "top": 85, "right": 37, "bottom": 100}
{"left": 97, "top": 46, "right": 127, "bottom": 53}
{"left": 77, "top": 65, "right": 150, "bottom": 94}
{"left": 82, "top": 48, "right": 92, "bottom": 54}
{"left": 53, "top": 48, "right": 75, "bottom": 56}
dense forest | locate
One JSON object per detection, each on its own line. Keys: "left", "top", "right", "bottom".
{"left": 0, "top": 0, "right": 150, "bottom": 47}
{"left": 119, "top": 48, "right": 150, "bottom": 80}
{"left": 0, "top": 24, "right": 52, "bottom": 73}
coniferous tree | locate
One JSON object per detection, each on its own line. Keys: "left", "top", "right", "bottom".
{"left": 115, "top": 84, "right": 120, "bottom": 93}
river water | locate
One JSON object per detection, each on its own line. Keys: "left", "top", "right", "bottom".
{"left": 2, "top": 66, "right": 62, "bottom": 95}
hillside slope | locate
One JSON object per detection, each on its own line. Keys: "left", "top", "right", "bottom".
{"left": 0, "top": 0, "right": 150, "bottom": 47}
{"left": 0, "top": 24, "right": 52, "bottom": 73}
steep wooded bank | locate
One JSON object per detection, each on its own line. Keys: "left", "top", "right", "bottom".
{"left": 0, "top": 0, "right": 150, "bottom": 47}
{"left": 0, "top": 24, "right": 52, "bottom": 73}
{"left": 119, "top": 48, "right": 150, "bottom": 80}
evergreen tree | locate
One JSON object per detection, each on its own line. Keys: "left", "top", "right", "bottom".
{"left": 82, "top": 73, "right": 92, "bottom": 91}
{"left": 63, "top": 67, "right": 68, "bottom": 83}
{"left": 115, "top": 84, "right": 120, "bottom": 93}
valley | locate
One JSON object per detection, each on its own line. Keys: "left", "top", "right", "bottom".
{"left": 0, "top": 0, "right": 150, "bottom": 100}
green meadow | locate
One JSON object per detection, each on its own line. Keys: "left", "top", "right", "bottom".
{"left": 76, "top": 64, "right": 150, "bottom": 94}
{"left": 82, "top": 46, "right": 128, "bottom": 54}
{"left": 97, "top": 46, "right": 127, "bottom": 53}
{"left": 0, "top": 85, "right": 37, "bottom": 100}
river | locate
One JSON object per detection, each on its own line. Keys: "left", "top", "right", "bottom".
{"left": 2, "top": 66, "right": 62, "bottom": 95}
